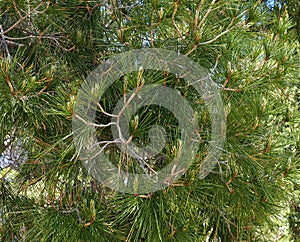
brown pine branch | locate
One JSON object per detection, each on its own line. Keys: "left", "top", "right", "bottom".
{"left": 3, "top": 1, "right": 49, "bottom": 35}
{"left": 5, "top": 75, "right": 15, "bottom": 95}
{"left": 172, "top": 1, "right": 184, "bottom": 39}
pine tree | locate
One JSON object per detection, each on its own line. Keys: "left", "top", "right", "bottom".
{"left": 0, "top": 0, "right": 299, "bottom": 241}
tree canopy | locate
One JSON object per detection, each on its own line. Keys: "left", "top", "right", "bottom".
{"left": 0, "top": 0, "right": 299, "bottom": 241}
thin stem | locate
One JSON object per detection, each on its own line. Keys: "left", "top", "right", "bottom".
{"left": 74, "top": 114, "right": 117, "bottom": 128}
{"left": 172, "top": 1, "right": 184, "bottom": 39}
{"left": 0, "top": 25, "right": 11, "bottom": 59}
{"left": 194, "top": 0, "right": 206, "bottom": 32}
{"left": 2, "top": 2, "right": 47, "bottom": 35}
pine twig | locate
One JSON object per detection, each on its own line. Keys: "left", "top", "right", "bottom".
{"left": 194, "top": 0, "right": 206, "bottom": 32}
{"left": 0, "top": 25, "right": 11, "bottom": 59}
{"left": 2, "top": 2, "right": 49, "bottom": 35}
{"left": 62, "top": 207, "right": 84, "bottom": 224}
{"left": 225, "top": 172, "right": 237, "bottom": 194}
{"left": 172, "top": 1, "right": 184, "bottom": 39}
{"left": 196, "top": 0, "right": 217, "bottom": 31}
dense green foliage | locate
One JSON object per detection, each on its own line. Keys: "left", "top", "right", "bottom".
{"left": 0, "top": 0, "right": 299, "bottom": 241}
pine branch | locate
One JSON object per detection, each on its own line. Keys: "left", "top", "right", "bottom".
{"left": 2, "top": 2, "right": 49, "bottom": 35}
